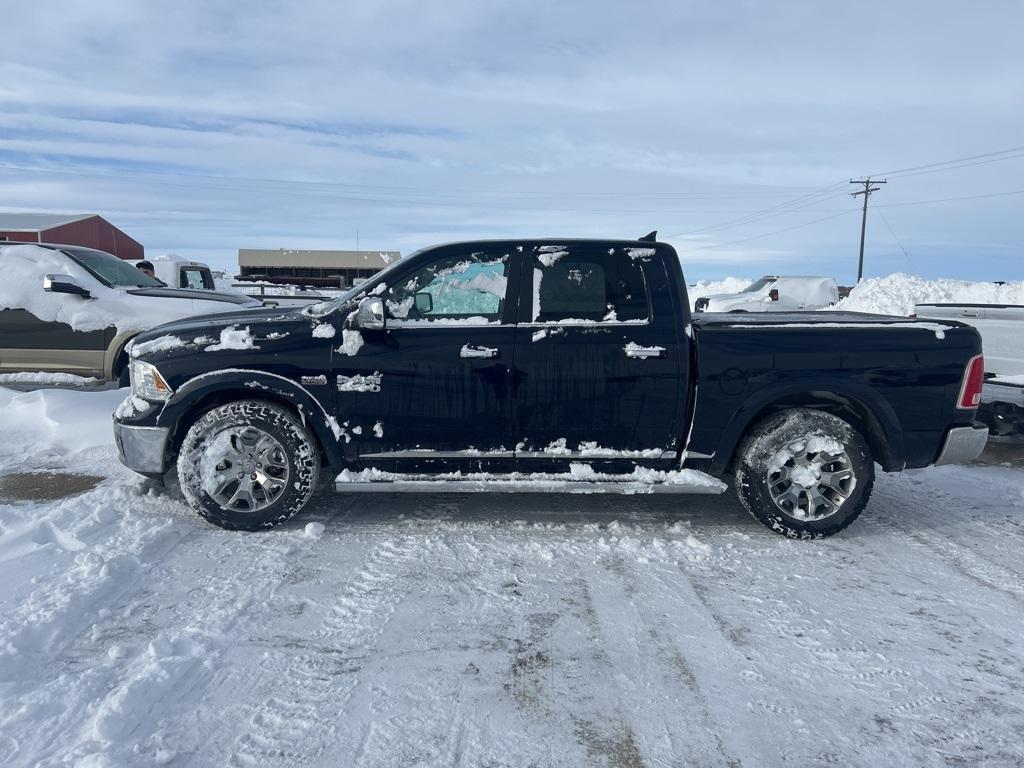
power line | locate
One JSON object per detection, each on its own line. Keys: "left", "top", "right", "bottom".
{"left": 873, "top": 144, "right": 1024, "bottom": 177}
{"left": 876, "top": 208, "right": 916, "bottom": 271}
{"left": 672, "top": 210, "right": 857, "bottom": 253}
{"left": 663, "top": 181, "right": 853, "bottom": 238}
{"left": 850, "top": 178, "right": 886, "bottom": 282}
{"left": 874, "top": 189, "right": 1024, "bottom": 207}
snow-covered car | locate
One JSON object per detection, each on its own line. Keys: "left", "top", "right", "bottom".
{"left": 693, "top": 275, "right": 840, "bottom": 313}
{"left": 0, "top": 243, "right": 263, "bottom": 383}
{"left": 915, "top": 301, "right": 1024, "bottom": 434}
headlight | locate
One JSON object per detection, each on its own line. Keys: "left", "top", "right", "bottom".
{"left": 130, "top": 359, "right": 173, "bottom": 401}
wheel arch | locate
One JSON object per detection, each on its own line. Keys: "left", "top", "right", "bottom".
{"left": 710, "top": 383, "right": 904, "bottom": 475}
{"left": 106, "top": 331, "right": 139, "bottom": 382}
{"left": 158, "top": 370, "right": 344, "bottom": 469}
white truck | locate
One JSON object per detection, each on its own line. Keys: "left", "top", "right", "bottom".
{"left": 693, "top": 275, "right": 840, "bottom": 313}
{"left": 915, "top": 302, "right": 1024, "bottom": 434}
{"left": 129, "top": 255, "right": 217, "bottom": 290}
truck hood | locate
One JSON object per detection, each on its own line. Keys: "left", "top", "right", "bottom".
{"left": 128, "top": 306, "right": 319, "bottom": 361}
{"left": 126, "top": 286, "right": 262, "bottom": 307}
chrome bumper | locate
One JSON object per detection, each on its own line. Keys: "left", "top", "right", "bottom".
{"left": 113, "top": 422, "right": 171, "bottom": 475}
{"left": 981, "top": 381, "right": 1024, "bottom": 407}
{"left": 934, "top": 423, "right": 989, "bottom": 466}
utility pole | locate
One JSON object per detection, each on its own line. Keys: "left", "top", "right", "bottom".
{"left": 850, "top": 178, "right": 886, "bottom": 282}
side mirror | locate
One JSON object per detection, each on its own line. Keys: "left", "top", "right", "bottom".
{"left": 354, "top": 296, "right": 385, "bottom": 330}
{"left": 768, "top": 288, "right": 780, "bottom": 302}
{"left": 44, "top": 274, "right": 91, "bottom": 299}
{"left": 413, "top": 291, "right": 433, "bottom": 314}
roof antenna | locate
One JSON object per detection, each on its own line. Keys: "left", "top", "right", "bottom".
{"left": 639, "top": 230, "right": 657, "bottom": 242}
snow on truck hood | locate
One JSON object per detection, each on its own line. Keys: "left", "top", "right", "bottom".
{"left": 128, "top": 306, "right": 308, "bottom": 358}
{"left": 0, "top": 243, "right": 262, "bottom": 334}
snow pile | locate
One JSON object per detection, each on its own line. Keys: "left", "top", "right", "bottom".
{"left": 688, "top": 277, "right": 753, "bottom": 298}
{"left": 835, "top": 273, "right": 1024, "bottom": 316}
{"left": 338, "top": 329, "right": 363, "bottom": 356}
{"left": 130, "top": 335, "right": 187, "bottom": 358}
{"left": 311, "top": 323, "right": 336, "bottom": 339}
{"left": 0, "top": 372, "right": 99, "bottom": 385}
{"left": 205, "top": 325, "right": 257, "bottom": 352}
{"left": 0, "top": 385, "right": 125, "bottom": 467}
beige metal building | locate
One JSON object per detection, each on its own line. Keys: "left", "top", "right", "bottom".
{"left": 237, "top": 248, "right": 400, "bottom": 288}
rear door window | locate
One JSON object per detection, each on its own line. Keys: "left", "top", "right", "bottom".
{"left": 530, "top": 246, "right": 649, "bottom": 323}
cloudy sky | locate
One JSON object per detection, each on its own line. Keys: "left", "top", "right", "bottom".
{"left": 1, "top": 0, "right": 1022, "bottom": 281}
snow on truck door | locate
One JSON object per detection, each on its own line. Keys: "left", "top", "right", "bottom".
{"left": 511, "top": 244, "right": 687, "bottom": 466}
{"left": 331, "top": 246, "right": 518, "bottom": 467}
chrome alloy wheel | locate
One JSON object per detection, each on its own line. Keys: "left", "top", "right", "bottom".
{"left": 205, "top": 427, "right": 290, "bottom": 513}
{"left": 767, "top": 441, "right": 856, "bottom": 521}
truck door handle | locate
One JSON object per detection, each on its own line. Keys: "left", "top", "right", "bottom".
{"left": 460, "top": 344, "right": 500, "bottom": 359}
{"left": 624, "top": 344, "right": 666, "bottom": 359}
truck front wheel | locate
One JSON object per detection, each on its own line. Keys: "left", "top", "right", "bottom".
{"left": 177, "top": 400, "right": 321, "bottom": 531}
{"left": 734, "top": 409, "right": 874, "bottom": 538}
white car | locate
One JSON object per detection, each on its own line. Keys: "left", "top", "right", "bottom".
{"left": 915, "top": 302, "right": 1024, "bottom": 434}
{"left": 693, "top": 275, "right": 840, "bottom": 313}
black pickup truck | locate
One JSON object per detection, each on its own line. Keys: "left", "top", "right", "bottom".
{"left": 113, "top": 237, "right": 988, "bottom": 538}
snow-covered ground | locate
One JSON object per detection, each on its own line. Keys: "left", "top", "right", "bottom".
{"left": 2, "top": 385, "right": 1023, "bottom": 767}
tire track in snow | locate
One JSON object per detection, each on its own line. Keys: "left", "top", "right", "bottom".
{"left": 224, "top": 534, "right": 424, "bottom": 768}
{"left": 4, "top": 506, "right": 302, "bottom": 767}
{"left": 596, "top": 549, "right": 779, "bottom": 766}
{"left": 870, "top": 478, "right": 1024, "bottom": 603}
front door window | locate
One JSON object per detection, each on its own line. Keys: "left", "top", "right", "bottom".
{"left": 383, "top": 252, "right": 509, "bottom": 325}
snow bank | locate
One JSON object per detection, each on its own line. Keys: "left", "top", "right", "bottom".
{"left": 0, "top": 372, "right": 99, "bottom": 385}
{"left": 835, "top": 273, "right": 1024, "bottom": 316}
{"left": 0, "top": 385, "right": 125, "bottom": 466}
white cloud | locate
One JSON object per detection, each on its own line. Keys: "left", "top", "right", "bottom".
{"left": 1, "top": 0, "right": 1022, "bottom": 282}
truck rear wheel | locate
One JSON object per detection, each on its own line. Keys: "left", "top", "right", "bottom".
{"left": 177, "top": 400, "right": 320, "bottom": 531}
{"left": 734, "top": 409, "right": 874, "bottom": 539}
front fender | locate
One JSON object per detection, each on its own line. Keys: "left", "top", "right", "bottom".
{"left": 703, "top": 377, "right": 905, "bottom": 474}
{"left": 156, "top": 368, "right": 345, "bottom": 465}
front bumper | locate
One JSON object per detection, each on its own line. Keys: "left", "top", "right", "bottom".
{"left": 113, "top": 421, "right": 171, "bottom": 475}
{"left": 934, "top": 422, "right": 988, "bottom": 466}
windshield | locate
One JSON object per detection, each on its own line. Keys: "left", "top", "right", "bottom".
{"left": 64, "top": 247, "right": 163, "bottom": 288}
{"left": 305, "top": 255, "right": 408, "bottom": 316}
{"left": 742, "top": 277, "right": 775, "bottom": 293}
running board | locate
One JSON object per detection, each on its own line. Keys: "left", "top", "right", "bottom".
{"left": 335, "top": 469, "right": 727, "bottom": 495}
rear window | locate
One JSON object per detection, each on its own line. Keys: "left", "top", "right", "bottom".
{"left": 531, "top": 246, "right": 649, "bottom": 323}
{"left": 181, "top": 267, "right": 214, "bottom": 290}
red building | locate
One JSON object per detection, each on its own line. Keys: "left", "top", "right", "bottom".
{"left": 0, "top": 213, "right": 144, "bottom": 259}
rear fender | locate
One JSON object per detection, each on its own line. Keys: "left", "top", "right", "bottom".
{"left": 707, "top": 378, "right": 905, "bottom": 474}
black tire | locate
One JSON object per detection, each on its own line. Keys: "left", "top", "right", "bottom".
{"left": 177, "top": 400, "right": 321, "bottom": 531}
{"left": 733, "top": 408, "right": 874, "bottom": 539}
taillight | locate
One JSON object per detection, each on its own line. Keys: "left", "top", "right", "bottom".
{"left": 957, "top": 354, "right": 985, "bottom": 409}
